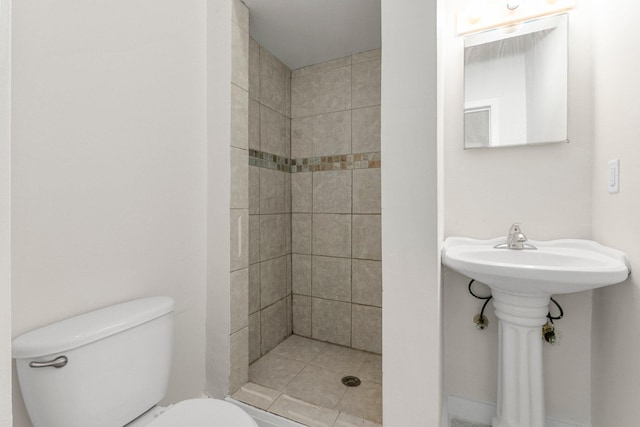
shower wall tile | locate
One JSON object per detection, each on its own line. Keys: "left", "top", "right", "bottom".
{"left": 353, "top": 168, "right": 381, "bottom": 214}
{"left": 352, "top": 214, "right": 381, "bottom": 260}
{"left": 249, "top": 166, "right": 260, "bottom": 214}
{"left": 352, "top": 260, "right": 382, "bottom": 307}
{"left": 352, "top": 59, "right": 381, "bottom": 109}
{"left": 291, "top": 116, "right": 313, "bottom": 158}
{"left": 286, "top": 294, "right": 293, "bottom": 335}
{"left": 313, "top": 170, "right": 352, "bottom": 214}
{"left": 292, "top": 213, "right": 312, "bottom": 254}
{"left": 260, "top": 256, "right": 288, "bottom": 308}
{"left": 292, "top": 254, "right": 312, "bottom": 295}
{"left": 261, "top": 298, "right": 288, "bottom": 354}
{"left": 249, "top": 37, "right": 260, "bottom": 101}
{"left": 312, "top": 298, "right": 351, "bottom": 347}
{"left": 292, "top": 295, "right": 312, "bottom": 337}
{"left": 249, "top": 215, "right": 260, "bottom": 265}
{"left": 260, "top": 214, "right": 288, "bottom": 261}
{"left": 312, "top": 111, "right": 352, "bottom": 156}
{"left": 352, "top": 48, "right": 381, "bottom": 64}
{"left": 231, "top": 147, "right": 249, "bottom": 209}
{"left": 312, "top": 214, "right": 351, "bottom": 258}
{"left": 230, "top": 327, "right": 249, "bottom": 394}
{"left": 260, "top": 168, "right": 286, "bottom": 214}
{"left": 352, "top": 304, "right": 382, "bottom": 354}
{"left": 231, "top": 0, "right": 249, "bottom": 32}
{"left": 231, "top": 268, "right": 249, "bottom": 333}
{"left": 260, "top": 47, "right": 287, "bottom": 116}
{"left": 291, "top": 172, "right": 312, "bottom": 213}
{"left": 231, "top": 84, "right": 249, "bottom": 149}
{"left": 312, "top": 256, "right": 351, "bottom": 302}
{"left": 249, "top": 312, "right": 261, "bottom": 363}
{"left": 231, "top": 22, "right": 249, "bottom": 91}
{"left": 352, "top": 106, "right": 381, "bottom": 153}
{"left": 293, "top": 55, "right": 352, "bottom": 78}
{"left": 291, "top": 74, "right": 313, "bottom": 118}
{"left": 249, "top": 263, "right": 261, "bottom": 314}
{"left": 231, "top": 209, "right": 249, "bottom": 271}
{"left": 260, "top": 106, "right": 288, "bottom": 158}
{"left": 248, "top": 98, "right": 260, "bottom": 150}
{"left": 312, "top": 66, "right": 352, "bottom": 115}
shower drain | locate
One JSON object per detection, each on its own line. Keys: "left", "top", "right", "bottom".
{"left": 341, "top": 376, "right": 362, "bottom": 387}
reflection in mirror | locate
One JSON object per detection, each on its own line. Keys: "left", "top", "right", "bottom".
{"left": 464, "top": 14, "right": 568, "bottom": 149}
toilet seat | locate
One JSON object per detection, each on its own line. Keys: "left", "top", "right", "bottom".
{"left": 147, "top": 399, "right": 258, "bottom": 427}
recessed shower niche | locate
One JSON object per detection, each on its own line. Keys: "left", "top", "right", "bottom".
{"left": 227, "top": 1, "right": 383, "bottom": 424}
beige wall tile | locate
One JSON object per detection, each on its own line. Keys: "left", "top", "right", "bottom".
{"left": 231, "top": 209, "right": 249, "bottom": 271}
{"left": 312, "top": 256, "right": 351, "bottom": 302}
{"left": 352, "top": 49, "right": 381, "bottom": 64}
{"left": 286, "top": 294, "right": 292, "bottom": 335}
{"left": 260, "top": 47, "right": 287, "bottom": 115}
{"left": 260, "top": 105, "right": 288, "bottom": 158}
{"left": 249, "top": 38, "right": 260, "bottom": 101}
{"left": 291, "top": 74, "right": 313, "bottom": 118}
{"left": 293, "top": 55, "right": 352, "bottom": 78}
{"left": 291, "top": 116, "right": 313, "bottom": 158}
{"left": 352, "top": 59, "right": 381, "bottom": 109}
{"left": 352, "top": 106, "right": 381, "bottom": 153}
{"left": 249, "top": 214, "right": 260, "bottom": 265}
{"left": 230, "top": 327, "right": 249, "bottom": 394}
{"left": 352, "top": 260, "right": 382, "bottom": 307}
{"left": 260, "top": 214, "right": 288, "bottom": 261}
{"left": 260, "top": 168, "right": 286, "bottom": 214}
{"left": 292, "top": 254, "right": 311, "bottom": 295}
{"left": 231, "top": 22, "right": 249, "bottom": 91}
{"left": 249, "top": 166, "right": 259, "bottom": 215}
{"left": 231, "top": 85, "right": 249, "bottom": 149}
{"left": 231, "top": 268, "right": 249, "bottom": 333}
{"left": 231, "top": 0, "right": 249, "bottom": 32}
{"left": 248, "top": 312, "right": 261, "bottom": 363}
{"left": 286, "top": 254, "right": 292, "bottom": 295}
{"left": 248, "top": 98, "right": 260, "bottom": 150}
{"left": 312, "top": 214, "right": 351, "bottom": 258}
{"left": 261, "top": 298, "right": 288, "bottom": 354}
{"left": 353, "top": 168, "right": 381, "bottom": 214}
{"left": 312, "top": 298, "right": 351, "bottom": 346}
{"left": 285, "top": 68, "right": 291, "bottom": 118}
{"left": 352, "top": 214, "right": 381, "bottom": 260}
{"left": 249, "top": 263, "right": 260, "bottom": 314}
{"left": 293, "top": 295, "right": 312, "bottom": 337}
{"left": 284, "top": 172, "right": 291, "bottom": 214}
{"left": 312, "top": 111, "right": 352, "bottom": 156}
{"left": 292, "top": 172, "right": 312, "bottom": 213}
{"left": 351, "top": 304, "right": 382, "bottom": 354}
{"left": 231, "top": 147, "right": 248, "bottom": 209}
{"left": 312, "top": 66, "right": 351, "bottom": 115}
{"left": 292, "top": 213, "right": 312, "bottom": 254}
{"left": 260, "top": 256, "right": 287, "bottom": 308}
{"left": 313, "top": 170, "right": 352, "bottom": 214}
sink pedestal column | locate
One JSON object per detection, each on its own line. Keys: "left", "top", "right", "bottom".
{"left": 491, "top": 290, "right": 550, "bottom": 427}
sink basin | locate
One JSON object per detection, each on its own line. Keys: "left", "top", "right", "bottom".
{"left": 442, "top": 237, "right": 630, "bottom": 296}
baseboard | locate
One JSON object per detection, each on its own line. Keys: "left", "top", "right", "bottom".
{"left": 226, "top": 397, "right": 306, "bottom": 427}
{"left": 443, "top": 395, "right": 591, "bottom": 427}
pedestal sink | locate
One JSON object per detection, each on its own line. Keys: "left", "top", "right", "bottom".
{"left": 442, "top": 237, "right": 630, "bottom": 427}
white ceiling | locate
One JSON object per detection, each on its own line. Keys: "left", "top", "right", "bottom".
{"left": 242, "top": 0, "right": 381, "bottom": 70}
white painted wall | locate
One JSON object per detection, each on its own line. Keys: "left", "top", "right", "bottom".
{"left": 442, "top": 0, "right": 595, "bottom": 424}
{"left": 381, "top": 0, "right": 441, "bottom": 425}
{"left": 591, "top": 1, "right": 640, "bottom": 425}
{"left": 11, "top": 1, "right": 208, "bottom": 425}
{"left": 0, "top": 0, "right": 11, "bottom": 425}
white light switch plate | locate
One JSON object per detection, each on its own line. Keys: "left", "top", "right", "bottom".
{"left": 608, "top": 159, "right": 620, "bottom": 194}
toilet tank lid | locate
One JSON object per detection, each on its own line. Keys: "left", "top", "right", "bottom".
{"left": 12, "top": 296, "right": 175, "bottom": 359}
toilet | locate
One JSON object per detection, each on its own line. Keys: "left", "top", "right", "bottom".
{"left": 12, "top": 297, "right": 258, "bottom": 427}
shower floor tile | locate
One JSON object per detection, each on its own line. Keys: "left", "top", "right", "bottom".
{"left": 234, "top": 335, "right": 382, "bottom": 427}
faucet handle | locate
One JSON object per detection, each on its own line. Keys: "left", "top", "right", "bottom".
{"left": 508, "top": 223, "right": 522, "bottom": 235}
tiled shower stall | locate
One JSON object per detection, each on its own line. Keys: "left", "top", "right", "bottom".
{"left": 229, "top": 0, "right": 382, "bottom": 423}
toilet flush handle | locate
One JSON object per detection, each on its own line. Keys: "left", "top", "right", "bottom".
{"left": 29, "top": 355, "right": 68, "bottom": 369}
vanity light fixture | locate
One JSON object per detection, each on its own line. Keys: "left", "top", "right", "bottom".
{"left": 458, "top": 0, "right": 575, "bottom": 35}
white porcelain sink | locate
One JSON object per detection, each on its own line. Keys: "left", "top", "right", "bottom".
{"left": 442, "top": 237, "right": 630, "bottom": 296}
{"left": 442, "top": 236, "right": 630, "bottom": 427}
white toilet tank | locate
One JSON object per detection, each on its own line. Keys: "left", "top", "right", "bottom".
{"left": 12, "top": 297, "right": 175, "bottom": 427}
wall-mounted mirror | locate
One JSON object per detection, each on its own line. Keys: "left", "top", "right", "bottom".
{"left": 464, "top": 14, "right": 568, "bottom": 149}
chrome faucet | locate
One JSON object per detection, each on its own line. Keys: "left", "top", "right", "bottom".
{"left": 495, "top": 223, "right": 537, "bottom": 250}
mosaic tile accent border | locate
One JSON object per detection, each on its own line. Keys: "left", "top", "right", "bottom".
{"left": 249, "top": 149, "right": 381, "bottom": 173}
{"left": 249, "top": 149, "right": 291, "bottom": 172}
